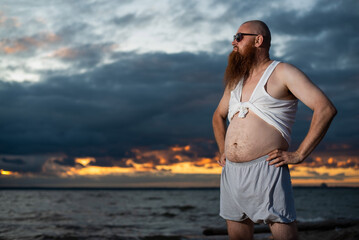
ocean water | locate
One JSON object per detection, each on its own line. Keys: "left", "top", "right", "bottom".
{"left": 0, "top": 187, "right": 358, "bottom": 239}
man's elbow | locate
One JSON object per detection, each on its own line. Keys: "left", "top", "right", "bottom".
{"left": 314, "top": 102, "right": 337, "bottom": 121}
{"left": 331, "top": 106, "right": 337, "bottom": 117}
{"left": 324, "top": 103, "right": 337, "bottom": 120}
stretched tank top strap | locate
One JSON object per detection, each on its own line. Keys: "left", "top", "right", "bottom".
{"left": 257, "top": 61, "right": 281, "bottom": 88}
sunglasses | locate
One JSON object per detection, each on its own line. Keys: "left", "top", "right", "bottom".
{"left": 233, "top": 33, "right": 259, "bottom": 42}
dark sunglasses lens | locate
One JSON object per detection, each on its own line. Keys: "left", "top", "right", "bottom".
{"left": 235, "top": 33, "right": 242, "bottom": 42}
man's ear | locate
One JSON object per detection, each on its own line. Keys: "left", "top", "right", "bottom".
{"left": 254, "top": 35, "right": 264, "bottom": 47}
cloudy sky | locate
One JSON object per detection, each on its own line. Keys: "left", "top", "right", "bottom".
{"left": 1, "top": 0, "right": 358, "bottom": 187}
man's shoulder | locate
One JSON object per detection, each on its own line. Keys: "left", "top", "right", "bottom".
{"left": 275, "top": 61, "right": 298, "bottom": 72}
{"left": 274, "top": 61, "right": 305, "bottom": 80}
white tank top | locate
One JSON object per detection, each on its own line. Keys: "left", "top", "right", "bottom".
{"left": 228, "top": 61, "right": 298, "bottom": 144}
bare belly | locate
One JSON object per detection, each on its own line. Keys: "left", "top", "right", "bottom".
{"left": 224, "top": 111, "right": 289, "bottom": 162}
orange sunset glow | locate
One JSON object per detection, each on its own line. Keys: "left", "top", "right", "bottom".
{"left": 1, "top": 144, "right": 358, "bottom": 187}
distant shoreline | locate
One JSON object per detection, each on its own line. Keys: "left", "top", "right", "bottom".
{"left": 0, "top": 186, "right": 358, "bottom": 190}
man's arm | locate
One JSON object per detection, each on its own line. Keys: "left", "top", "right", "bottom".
{"left": 267, "top": 63, "right": 337, "bottom": 167}
{"left": 212, "top": 85, "right": 231, "bottom": 166}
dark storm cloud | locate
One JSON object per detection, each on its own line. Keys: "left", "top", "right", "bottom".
{"left": 0, "top": 155, "right": 47, "bottom": 174}
{"left": 53, "top": 157, "right": 76, "bottom": 167}
{"left": 261, "top": 0, "right": 359, "bottom": 81}
{"left": 267, "top": 0, "right": 359, "bottom": 36}
{"left": 1, "top": 48, "right": 358, "bottom": 175}
{"left": 0, "top": 51, "right": 226, "bottom": 163}
{"left": 1, "top": 157, "right": 25, "bottom": 165}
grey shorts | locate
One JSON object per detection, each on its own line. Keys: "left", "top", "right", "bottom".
{"left": 220, "top": 155, "right": 296, "bottom": 224}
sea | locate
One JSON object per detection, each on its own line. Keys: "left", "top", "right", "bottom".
{"left": 0, "top": 187, "right": 358, "bottom": 240}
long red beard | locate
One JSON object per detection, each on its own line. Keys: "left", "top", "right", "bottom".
{"left": 224, "top": 43, "right": 257, "bottom": 89}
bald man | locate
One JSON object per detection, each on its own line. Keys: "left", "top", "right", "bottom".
{"left": 212, "top": 20, "right": 336, "bottom": 240}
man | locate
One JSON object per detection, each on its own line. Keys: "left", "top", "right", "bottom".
{"left": 212, "top": 20, "right": 337, "bottom": 240}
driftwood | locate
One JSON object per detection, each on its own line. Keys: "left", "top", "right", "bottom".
{"left": 203, "top": 219, "right": 359, "bottom": 236}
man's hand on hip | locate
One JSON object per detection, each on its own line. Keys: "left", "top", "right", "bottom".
{"left": 266, "top": 149, "right": 303, "bottom": 167}
{"left": 217, "top": 153, "right": 226, "bottom": 167}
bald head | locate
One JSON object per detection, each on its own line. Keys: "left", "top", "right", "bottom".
{"left": 242, "top": 20, "right": 271, "bottom": 49}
